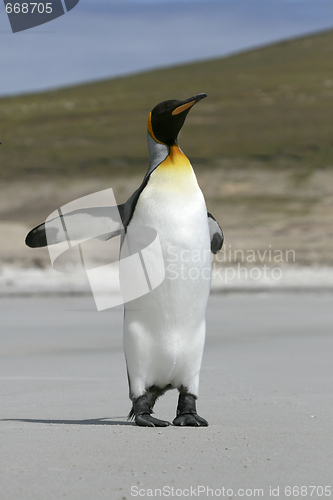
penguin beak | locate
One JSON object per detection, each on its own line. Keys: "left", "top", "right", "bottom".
{"left": 172, "top": 93, "right": 207, "bottom": 116}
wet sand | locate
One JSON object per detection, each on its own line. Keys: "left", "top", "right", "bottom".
{"left": 0, "top": 293, "right": 332, "bottom": 500}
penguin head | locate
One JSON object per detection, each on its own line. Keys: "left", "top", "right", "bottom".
{"left": 147, "top": 93, "right": 207, "bottom": 146}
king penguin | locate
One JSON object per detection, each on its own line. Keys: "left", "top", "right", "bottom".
{"left": 25, "top": 93, "right": 223, "bottom": 427}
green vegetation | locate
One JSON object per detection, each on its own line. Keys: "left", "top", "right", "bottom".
{"left": 1, "top": 29, "right": 333, "bottom": 180}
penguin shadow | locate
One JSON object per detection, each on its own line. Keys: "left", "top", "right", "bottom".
{"left": 1, "top": 417, "right": 136, "bottom": 426}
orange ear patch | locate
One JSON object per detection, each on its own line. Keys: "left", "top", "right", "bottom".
{"left": 147, "top": 112, "right": 161, "bottom": 143}
{"left": 172, "top": 100, "right": 196, "bottom": 116}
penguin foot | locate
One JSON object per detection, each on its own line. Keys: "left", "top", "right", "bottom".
{"left": 173, "top": 392, "right": 209, "bottom": 427}
{"left": 173, "top": 413, "right": 208, "bottom": 427}
{"left": 135, "top": 414, "right": 170, "bottom": 427}
{"left": 129, "top": 394, "right": 170, "bottom": 427}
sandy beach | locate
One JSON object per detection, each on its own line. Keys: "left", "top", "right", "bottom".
{"left": 0, "top": 292, "right": 332, "bottom": 500}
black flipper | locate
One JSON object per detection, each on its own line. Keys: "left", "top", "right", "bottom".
{"left": 25, "top": 205, "right": 125, "bottom": 248}
{"left": 25, "top": 140, "right": 169, "bottom": 250}
{"left": 207, "top": 212, "right": 223, "bottom": 254}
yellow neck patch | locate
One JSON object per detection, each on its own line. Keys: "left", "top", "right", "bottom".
{"left": 149, "top": 144, "right": 198, "bottom": 193}
{"left": 157, "top": 145, "right": 193, "bottom": 175}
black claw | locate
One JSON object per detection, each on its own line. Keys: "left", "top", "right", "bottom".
{"left": 173, "top": 413, "right": 208, "bottom": 427}
{"left": 135, "top": 414, "right": 170, "bottom": 427}
{"left": 194, "top": 414, "right": 209, "bottom": 426}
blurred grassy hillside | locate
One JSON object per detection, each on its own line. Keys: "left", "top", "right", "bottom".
{"left": 0, "top": 30, "right": 332, "bottom": 267}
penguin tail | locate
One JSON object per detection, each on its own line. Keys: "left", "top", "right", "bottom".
{"left": 127, "top": 406, "right": 135, "bottom": 421}
{"left": 127, "top": 393, "right": 156, "bottom": 421}
{"left": 127, "top": 387, "right": 172, "bottom": 420}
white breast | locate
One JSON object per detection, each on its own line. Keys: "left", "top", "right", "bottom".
{"left": 123, "top": 162, "right": 211, "bottom": 397}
